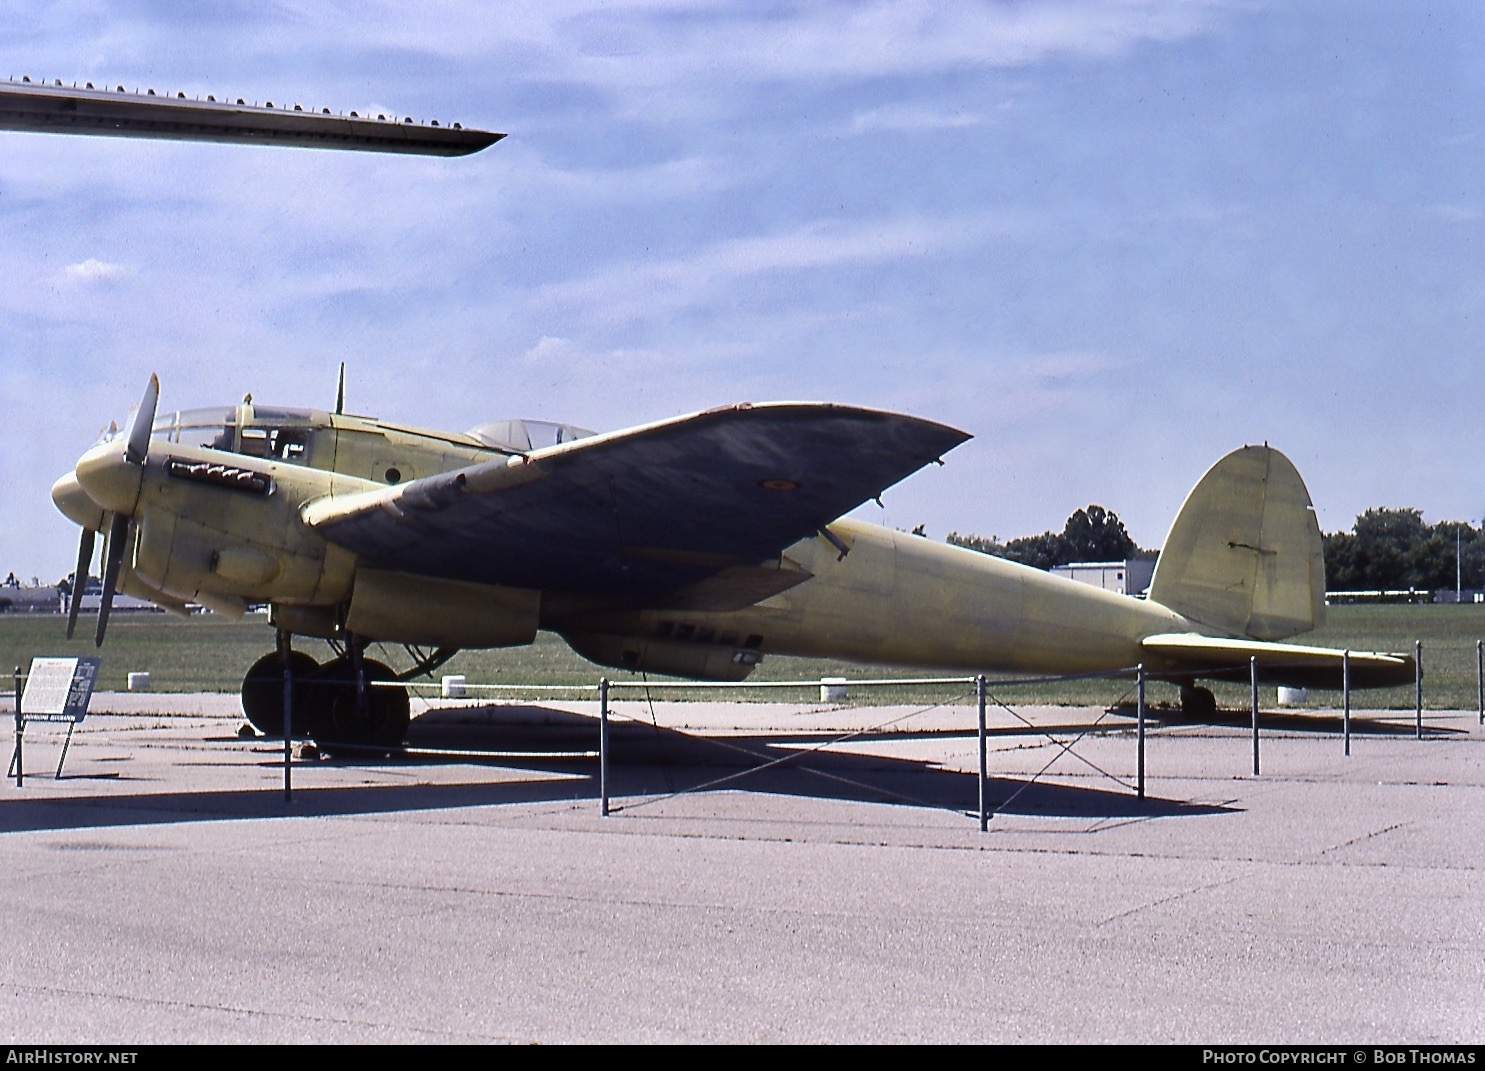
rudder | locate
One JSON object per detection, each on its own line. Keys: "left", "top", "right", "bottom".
{"left": 1147, "top": 445, "right": 1326, "bottom": 640}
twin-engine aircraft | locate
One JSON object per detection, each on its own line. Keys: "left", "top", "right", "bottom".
{"left": 7, "top": 79, "right": 1414, "bottom": 745}
{"left": 51, "top": 376, "right": 1414, "bottom": 747}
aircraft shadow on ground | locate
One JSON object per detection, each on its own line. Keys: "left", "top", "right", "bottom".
{"left": 0, "top": 704, "right": 1235, "bottom": 835}
{"left": 1104, "top": 703, "right": 1468, "bottom": 736}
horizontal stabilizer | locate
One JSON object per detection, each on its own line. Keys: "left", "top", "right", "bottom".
{"left": 1141, "top": 633, "right": 1415, "bottom": 690}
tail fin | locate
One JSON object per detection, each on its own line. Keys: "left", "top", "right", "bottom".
{"left": 1147, "top": 445, "right": 1326, "bottom": 640}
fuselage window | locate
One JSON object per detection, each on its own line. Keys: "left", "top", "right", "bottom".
{"left": 148, "top": 408, "right": 237, "bottom": 450}
{"left": 240, "top": 427, "right": 312, "bottom": 463}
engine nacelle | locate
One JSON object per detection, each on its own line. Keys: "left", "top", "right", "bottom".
{"left": 559, "top": 630, "right": 761, "bottom": 682}
{"left": 133, "top": 509, "right": 341, "bottom": 604}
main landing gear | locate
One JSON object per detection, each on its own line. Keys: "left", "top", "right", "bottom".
{"left": 1178, "top": 683, "right": 1218, "bottom": 720}
{"left": 240, "top": 635, "right": 415, "bottom": 749}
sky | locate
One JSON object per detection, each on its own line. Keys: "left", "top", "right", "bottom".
{"left": 2, "top": 0, "right": 1482, "bottom": 584}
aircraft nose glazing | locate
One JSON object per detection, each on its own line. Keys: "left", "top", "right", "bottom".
{"left": 51, "top": 469, "right": 106, "bottom": 530}
{"left": 73, "top": 440, "right": 145, "bottom": 517}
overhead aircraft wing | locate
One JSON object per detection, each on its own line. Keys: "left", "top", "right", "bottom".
{"left": 305, "top": 402, "right": 970, "bottom": 601}
{"left": 0, "top": 79, "right": 501, "bottom": 156}
{"left": 1141, "top": 633, "right": 1415, "bottom": 690}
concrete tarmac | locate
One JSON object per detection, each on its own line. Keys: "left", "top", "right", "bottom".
{"left": 0, "top": 691, "right": 1482, "bottom": 1044}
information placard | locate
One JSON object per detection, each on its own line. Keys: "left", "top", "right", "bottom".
{"left": 20, "top": 656, "right": 101, "bottom": 722}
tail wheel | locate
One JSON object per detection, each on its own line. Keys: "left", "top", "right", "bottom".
{"left": 307, "top": 657, "right": 410, "bottom": 749}
{"left": 241, "top": 651, "right": 320, "bottom": 738}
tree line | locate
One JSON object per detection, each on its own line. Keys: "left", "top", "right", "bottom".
{"left": 947, "top": 504, "right": 1149, "bottom": 571}
{"left": 1323, "top": 508, "right": 1483, "bottom": 593}
{"left": 947, "top": 504, "right": 1483, "bottom": 593}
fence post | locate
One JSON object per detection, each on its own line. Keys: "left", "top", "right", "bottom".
{"left": 977, "top": 675, "right": 987, "bottom": 831}
{"left": 1414, "top": 639, "right": 1423, "bottom": 740}
{"left": 599, "top": 677, "right": 610, "bottom": 817}
{"left": 277, "top": 629, "right": 293, "bottom": 802}
{"left": 1477, "top": 640, "right": 1483, "bottom": 727}
{"left": 1343, "top": 650, "right": 1351, "bottom": 757}
{"left": 1136, "top": 664, "right": 1146, "bottom": 799}
{"left": 1250, "top": 655, "right": 1260, "bottom": 777}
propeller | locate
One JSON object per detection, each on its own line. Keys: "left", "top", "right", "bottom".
{"left": 90, "top": 374, "right": 160, "bottom": 646}
{"left": 64, "top": 526, "right": 95, "bottom": 640}
{"left": 126, "top": 374, "right": 159, "bottom": 465}
{"left": 95, "top": 513, "right": 130, "bottom": 646}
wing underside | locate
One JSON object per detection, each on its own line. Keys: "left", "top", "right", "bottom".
{"left": 306, "top": 402, "right": 969, "bottom": 603}
{"left": 0, "top": 80, "right": 501, "bottom": 155}
{"left": 1141, "top": 633, "right": 1415, "bottom": 689}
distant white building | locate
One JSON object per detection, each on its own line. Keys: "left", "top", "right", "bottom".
{"left": 1052, "top": 559, "right": 1155, "bottom": 597}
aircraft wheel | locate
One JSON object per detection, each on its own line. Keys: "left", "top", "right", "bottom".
{"left": 307, "top": 657, "right": 410, "bottom": 749}
{"left": 241, "top": 651, "right": 321, "bottom": 738}
{"left": 1179, "top": 683, "right": 1218, "bottom": 720}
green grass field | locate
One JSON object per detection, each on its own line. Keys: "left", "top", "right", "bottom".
{"left": 3, "top": 603, "right": 1483, "bottom": 710}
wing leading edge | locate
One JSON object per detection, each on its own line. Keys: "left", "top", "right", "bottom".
{"left": 0, "top": 80, "right": 502, "bottom": 156}
{"left": 1141, "top": 633, "right": 1416, "bottom": 690}
{"left": 305, "top": 402, "right": 970, "bottom": 601}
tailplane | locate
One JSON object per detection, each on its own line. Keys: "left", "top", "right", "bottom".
{"left": 1147, "top": 445, "right": 1326, "bottom": 640}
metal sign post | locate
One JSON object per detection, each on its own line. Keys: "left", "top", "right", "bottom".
{"left": 12, "top": 665, "right": 21, "bottom": 788}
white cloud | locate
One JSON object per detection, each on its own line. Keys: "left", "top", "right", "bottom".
{"left": 61, "top": 258, "right": 129, "bottom": 282}
{"left": 8, "top": 2, "right": 1228, "bottom": 120}
{"left": 849, "top": 104, "right": 997, "bottom": 135}
{"left": 513, "top": 150, "right": 750, "bottom": 202}
{"left": 532, "top": 210, "right": 1024, "bottom": 324}
{"left": 1427, "top": 203, "right": 1482, "bottom": 223}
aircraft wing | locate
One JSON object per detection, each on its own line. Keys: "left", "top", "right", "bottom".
{"left": 305, "top": 402, "right": 969, "bottom": 601}
{"left": 0, "top": 80, "right": 501, "bottom": 156}
{"left": 1141, "top": 633, "right": 1416, "bottom": 689}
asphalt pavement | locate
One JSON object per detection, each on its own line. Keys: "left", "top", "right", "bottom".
{"left": 0, "top": 691, "right": 1481, "bottom": 1044}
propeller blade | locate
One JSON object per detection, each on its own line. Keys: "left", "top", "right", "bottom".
{"left": 125, "top": 373, "right": 160, "bottom": 465}
{"left": 95, "top": 512, "right": 129, "bottom": 647}
{"left": 336, "top": 362, "right": 346, "bottom": 415}
{"left": 65, "top": 527, "right": 96, "bottom": 640}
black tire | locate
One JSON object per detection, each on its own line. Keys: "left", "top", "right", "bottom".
{"left": 241, "top": 651, "right": 321, "bottom": 738}
{"left": 307, "top": 657, "right": 410, "bottom": 749}
{"left": 1179, "top": 683, "right": 1218, "bottom": 720}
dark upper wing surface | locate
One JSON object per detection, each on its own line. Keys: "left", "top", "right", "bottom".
{"left": 305, "top": 402, "right": 970, "bottom": 598}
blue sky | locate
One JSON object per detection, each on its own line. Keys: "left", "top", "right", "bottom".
{"left": 2, "top": 0, "right": 1482, "bottom": 584}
